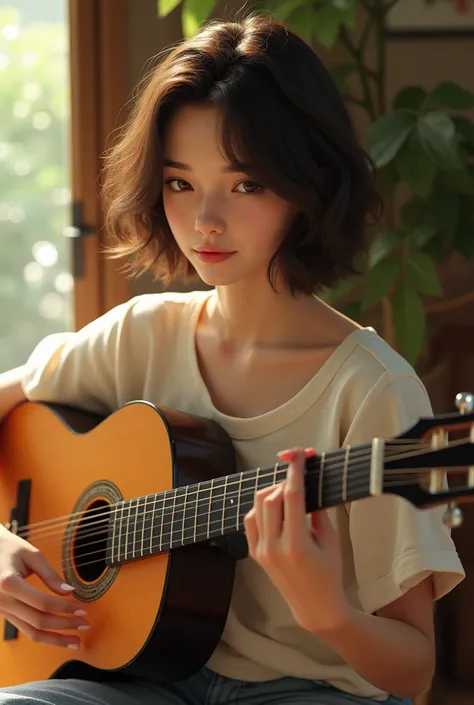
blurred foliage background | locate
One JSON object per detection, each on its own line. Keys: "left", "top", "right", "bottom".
{"left": 0, "top": 0, "right": 72, "bottom": 372}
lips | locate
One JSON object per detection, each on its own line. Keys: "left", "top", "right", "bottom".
{"left": 195, "top": 247, "right": 234, "bottom": 254}
{"left": 194, "top": 248, "right": 236, "bottom": 264}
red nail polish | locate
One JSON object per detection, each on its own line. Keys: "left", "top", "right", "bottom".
{"left": 304, "top": 448, "right": 317, "bottom": 458}
{"left": 277, "top": 450, "right": 296, "bottom": 461}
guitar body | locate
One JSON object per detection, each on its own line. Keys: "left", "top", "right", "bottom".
{"left": 0, "top": 401, "right": 239, "bottom": 687}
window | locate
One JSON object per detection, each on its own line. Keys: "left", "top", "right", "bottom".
{"left": 0, "top": 0, "right": 73, "bottom": 372}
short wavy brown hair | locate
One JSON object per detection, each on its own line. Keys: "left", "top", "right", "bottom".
{"left": 101, "top": 14, "right": 382, "bottom": 295}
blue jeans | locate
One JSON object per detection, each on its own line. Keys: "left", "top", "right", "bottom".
{"left": 0, "top": 666, "right": 412, "bottom": 704}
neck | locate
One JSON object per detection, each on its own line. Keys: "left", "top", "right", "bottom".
{"left": 106, "top": 441, "right": 384, "bottom": 567}
{"left": 210, "top": 279, "right": 317, "bottom": 348}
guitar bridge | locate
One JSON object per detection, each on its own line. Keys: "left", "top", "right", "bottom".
{"left": 3, "top": 519, "right": 18, "bottom": 534}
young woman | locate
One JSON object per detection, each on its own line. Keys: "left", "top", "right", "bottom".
{"left": 0, "top": 14, "right": 465, "bottom": 705}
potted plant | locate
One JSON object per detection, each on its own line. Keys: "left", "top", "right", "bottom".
{"left": 156, "top": 0, "right": 474, "bottom": 371}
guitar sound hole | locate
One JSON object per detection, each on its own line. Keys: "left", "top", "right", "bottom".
{"left": 73, "top": 499, "right": 110, "bottom": 583}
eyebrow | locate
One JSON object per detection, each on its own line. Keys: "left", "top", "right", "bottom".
{"left": 163, "top": 158, "right": 248, "bottom": 174}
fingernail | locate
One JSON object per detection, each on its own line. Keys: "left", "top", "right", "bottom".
{"left": 304, "top": 448, "right": 317, "bottom": 458}
{"left": 61, "top": 583, "right": 75, "bottom": 592}
{"left": 78, "top": 625, "right": 90, "bottom": 631}
{"left": 67, "top": 643, "right": 79, "bottom": 650}
{"left": 74, "top": 609, "right": 87, "bottom": 616}
{"left": 277, "top": 449, "right": 296, "bottom": 461}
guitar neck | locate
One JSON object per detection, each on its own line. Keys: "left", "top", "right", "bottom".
{"left": 106, "top": 440, "right": 382, "bottom": 565}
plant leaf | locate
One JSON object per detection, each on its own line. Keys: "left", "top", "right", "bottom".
{"left": 393, "top": 85, "right": 427, "bottom": 112}
{"left": 312, "top": 4, "right": 341, "bottom": 49}
{"left": 395, "top": 131, "right": 437, "bottom": 198}
{"left": 369, "top": 110, "right": 416, "bottom": 168}
{"left": 157, "top": 0, "right": 182, "bottom": 17}
{"left": 425, "top": 185, "right": 460, "bottom": 235}
{"left": 361, "top": 258, "right": 399, "bottom": 311}
{"left": 319, "top": 276, "right": 358, "bottom": 305}
{"left": 285, "top": 5, "right": 313, "bottom": 42}
{"left": 342, "top": 301, "right": 362, "bottom": 322}
{"left": 427, "top": 81, "right": 474, "bottom": 111}
{"left": 392, "top": 281, "right": 426, "bottom": 366}
{"left": 405, "top": 252, "right": 443, "bottom": 297}
{"left": 338, "top": 0, "right": 358, "bottom": 29}
{"left": 376, "top": 162, "right": 400, "bottom": 199}
{"left": 368, "top": 229, "right": 403, "bottom": 268}
{"left": 401, "top": 198, "right": 424, "bottom": 230}
{"left": 417, "top": 111, "right": 461, "bottom": 170}
{"left": 407, "top": 224, "right": 438, "bottom": 249}
{"left": 329, "top": 63, "right": 355, "bottom": 93}
{"left": 268, "top": 0, "right": 303, "bottom": 22}
{"left": 182, "top": 0, "right": 215, "bottom": 37}
{"left": 454, "top": 116, "right": 474, "bottom": 145}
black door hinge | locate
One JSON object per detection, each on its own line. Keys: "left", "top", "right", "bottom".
{"left": 72, "top": 201, "right": 95, "bottom": 278}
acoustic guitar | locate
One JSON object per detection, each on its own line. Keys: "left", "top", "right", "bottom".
{"left": 0, "top": 392, "right": 473, "bottom": 687}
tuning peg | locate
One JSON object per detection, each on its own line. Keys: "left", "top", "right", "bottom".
{"left": 455, "top": 392, "right": 474, "bottom": 414}
{"left": 443, "top": 393, "right": 474, "bottom": 529}
{"left": 443, "top": 502, "right": 463, "bottom": 528}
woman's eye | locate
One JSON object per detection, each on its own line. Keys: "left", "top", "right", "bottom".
{"left": 165, "top": 178, "right": 191, "bottom": 192}
{"left": 235, "top": 180, "right": 263, "bottom": 194}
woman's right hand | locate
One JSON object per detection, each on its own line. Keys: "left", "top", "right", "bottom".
{"left": 0, "top": 525, "right": 90, "bottom": 649}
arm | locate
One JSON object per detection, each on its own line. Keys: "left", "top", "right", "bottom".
{"left": 332, "top": 373, "right": 464, "bottom": 698}
{"left": 0, "top": 366, "right": 27, "bottom": 424}
{"left": 311, "top": 577, "right": 435, "bottom": 698}
{"left": 245, "top": 375, "right": 464, "bottom": 700}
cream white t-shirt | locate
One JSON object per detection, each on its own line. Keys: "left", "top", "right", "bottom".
{"left": 21, "top": 290, "right": 465, "bottom": 700}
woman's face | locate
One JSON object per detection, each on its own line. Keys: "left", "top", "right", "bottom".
{"left": 162, "top": 103, "right": 296, "bottom": 288}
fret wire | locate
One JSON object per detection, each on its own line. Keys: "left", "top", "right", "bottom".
{"left": 235, "top": 472, "right": 242, "bottom": 531}
{"left": 194, "top": 483, "right": 199, "bottom": 542}
{"left": 342, "top": 445, "right": 351, "bottom": 502}
{"left": 110, "top": 463, "right": 377, "bottom": 560}
{"left": 115, "top": 500, "right": 120, "bottom": 564}
{"left": 159, "top": 491, "right": 166, "bottom": 552}
{"left": 132, "top": 498, "right": 137, "bottom": 559}
{"left": 221, "top": 475, "right": 227, "bottom": 536}
{"left": 171, "top": 490, "right": 177, "bottom": 548}
{"left": 318, "top": 452, "right": 325, "bottom": 507}
{"left": 182, "top": 485, "right": 188, "bottom": 546}
{"left": 125, "top": 498, "right": 132, "bottom": 561}
{"left": 141, "top": 496, "right": 147, "bottom": 557}
{"left": 108, "top": 443, "right": 378, "bottom": 562}
{"left": 111, "top": 501, "right": 117, "bottom": 563}
{"left": 207, "top": 479, "right": 214, "bottom": 539}
{"left": 150, "top": 493, "right": 157, "bottom": 555}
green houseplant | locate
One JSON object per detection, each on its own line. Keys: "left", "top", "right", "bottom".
{"left": 156, "top": 0, "right": 474, "bottom": 368}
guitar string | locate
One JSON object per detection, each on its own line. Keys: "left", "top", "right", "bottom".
{"left": 14, "top": 437, "right": 468, "bottom": 543}
{"left": 16, "top": 442, "right": 417, "bottom": 539}
{"left": 14, "top": 440, "right": 424, "bottom": 536}
{"left": 23, "top": 472, "right": 425, "bottom": 550}
{"left": 59, "top": 475, "right": 427, "bottom": 574}
{"left": 36, "top": 478, "right": 428, "bottom": 567}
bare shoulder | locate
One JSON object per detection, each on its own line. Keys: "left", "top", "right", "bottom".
{"left": 304, "top": 296, "right": 362, "bottom": 348}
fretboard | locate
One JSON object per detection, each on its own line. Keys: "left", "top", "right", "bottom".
{"left": 106, "top": 443, "right": 374, "bottom": 565}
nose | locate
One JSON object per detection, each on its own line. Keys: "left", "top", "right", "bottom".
{"left": 194, "top": 205, "right": 226, "bottom": 238}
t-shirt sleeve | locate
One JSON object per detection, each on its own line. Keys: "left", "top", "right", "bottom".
{"left": 343, "top": 372, "right": 465, "bottom": 615}
{"left": 21, "top": 298, "right": 138, "bottom": 414}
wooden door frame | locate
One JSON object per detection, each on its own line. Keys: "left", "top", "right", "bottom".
{"left": 69, "top": 0, "right": 130, "bottom": 331}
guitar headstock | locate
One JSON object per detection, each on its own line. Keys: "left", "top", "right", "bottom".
{"left": 384, "top": 392, "right": 474, "bottom": 528}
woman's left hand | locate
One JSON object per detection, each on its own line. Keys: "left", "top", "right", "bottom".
{"left": 243, "top": 447, "right": 350, "bottom": 635}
